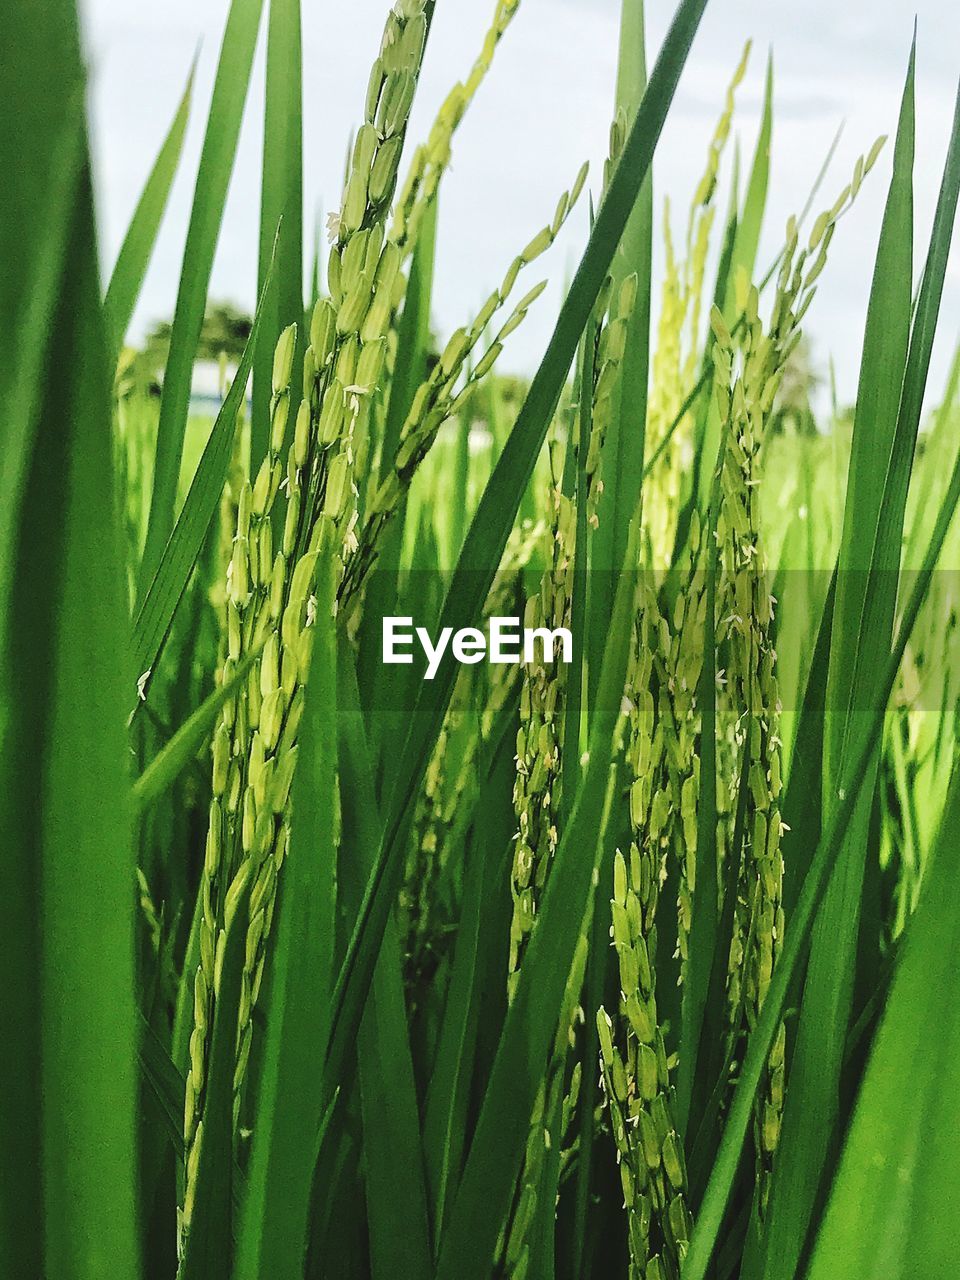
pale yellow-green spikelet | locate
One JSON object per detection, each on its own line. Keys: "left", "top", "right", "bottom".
{"left": 704, "top": 143, "right": 878, "bottom": 1208}
{"left": 496, "top": 456, "right": 579, "bottom": 1278}
{"left": 508, "top": 474, "right": 575, "bottom": 994}
{"left": 343, "top": 166, "right": 586, "bottom": 609}
{"left": 595, "top": 577, "right": 693, "bottom": 1280}
{"left": 179, "top": 0, "right": 432, "bottom": 1249}
{"left": 581, "top": 111, "right": 639, "bottom": 531}
{"left": 182, "top": 322, "right": 298, "bottom": 1219}
{"left": 392, "top": 0, "right": 523, "bottom": 254}
{"left": 711, "top": 286, "right": 786, "bottom": 1203}
{"left": 643, "top": 48, "right": 747, "bottom": 567}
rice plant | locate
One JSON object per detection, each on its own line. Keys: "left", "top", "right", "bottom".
{"left": 3, "top": 1, "right": 960, "bottom": 1279}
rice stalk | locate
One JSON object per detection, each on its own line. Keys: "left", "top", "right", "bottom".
{"left": 508, "top": 466, "right": 574, "bottom": 991}
{"left": 596, "top": 577, "right": 694, "bottom": 1280}
{"left": 710, "top": 138, "right": 884, "bottom": 1199}
{"left": 180, "top": 0, "right": 433, "bottom": 1243}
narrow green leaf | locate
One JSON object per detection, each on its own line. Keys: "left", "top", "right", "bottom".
{"left": 806, "top": 765, "right": 960, "bottom": 1279}
{"left": 759, "top": 52, "right": 916, "bottom": 1278}
{"left": 138, "top": 0, "right": 267, "bottom": 597}
{"left": 562, "top": 304, "right": 598, "bottom": 816}
{"left": 251, "top": 0, "right": 303, "bottom": 474}
{"left": 889, "top": 72, "right": 960, "bottom": 494}
{"left": 131, "top": 241, "right": 276, "bottom": 692}
{"left": 103, "top": 61, "right": 196, "bottom": 364}
{"left": 132, "top": 642, "right": 264, "bottom": 812}
{"left": 138, "top": 1014, "right": 188, "bottom": 1164}
{"left": 2, "top": 144, "right": 141, "bottom": 1280}
{"left": 0, "top": 13, "right": 142, "bottom": 1271}
{"left": 0, "top": 108, "right": 83, "bottom": 658}
{"left": 591, "top": 0, "right": 652, "bottom": 707}
{"left": 566, "top": 302, "right": 604, "bottom": 1280}
{"left": 724, "top": 52, "right": 772, "bottom": 318}
{"left": 683, "top": 300, "right": 960, "bottom": 1280}
{"left": 779, "top": 569, "right": 836, "bottom": 923}
{"left": 422, "top": 705, "right": 518, "bottom": 1250}
{"left": 337, "top": 642, "right": 433, "bottom": 1280}
{"left": 677, "top": 470, "right": 720, "bottom": 1133}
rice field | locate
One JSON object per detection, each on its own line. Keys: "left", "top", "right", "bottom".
{"left": 3, "top": 1, "right": 960, "bottom": 1278}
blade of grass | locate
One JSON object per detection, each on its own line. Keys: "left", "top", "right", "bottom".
{"left": 132, "top": 642, "right": 264, "bottom": 812}
{"left": 758, "top": 50, "right": 924, "bottom": 1278}
{"left": 724, "top": 52, "right": 772, "bottom": 318}
{"left": 3, "top": 144, "right": 141, "bottom": 1280}
{"left": 103, "top": 61, "right": 196, "bottom": 364}
{"left": 805, "top": 764, "right": 960, "bottom": 1279}
{"left": 564, "top": 291, "right": 604, "bottom": 1280}
{"left": 677, "top": 470, "right": 720, "bottom": 1134}
{"left": 780, "top": 569, "right": 836, "bottom": 923}
{"left": 422, "top": 708, "right": 518, "bottom": 1252}
{"left": 0, "top": 108, "right": 83, "bottom": 659}
{"left": 591, "top": 0, "right": 652, "bottom": 708}
{"left": 138, "top": 0, "right": 267, "bottom": 598}
{"left": 562, "top": 300, "right": 598, "bottom": 818}
{"left": 251, "top": 0, "right": 303, "bottom": 474}
{"left": 131, "top": 240, "right": 276, "bottom": 694}
{"left": 139, "top": 1014, "right": 188, "bottom": 1165}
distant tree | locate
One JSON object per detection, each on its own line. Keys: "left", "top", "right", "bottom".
{"left": 142, "top": 301, "right": 253, "bottom": 373}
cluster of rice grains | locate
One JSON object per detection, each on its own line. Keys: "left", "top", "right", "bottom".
{"left": 180, "top": 0, "right": 433, "bottom": 1245}
{"left": 498, "top": 107, "right": 648, "bottom": 1279}
{"left": 501, "top": 466, "right": 577, "bottom": 1280}
{"left": 180, "top": 0, "right": 585, "bottom": 1250}
{"left": 594, "top": 123, "right": 883, "bottom": 1275}
{"left": 709, "top": 136, "right": 883, "bottom": 1200}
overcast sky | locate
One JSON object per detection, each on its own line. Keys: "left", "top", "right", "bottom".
{"left": 82, "top": 0, "right": 960, "bottom": 408}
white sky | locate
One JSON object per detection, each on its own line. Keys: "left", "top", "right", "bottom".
{"left": 82, "top": 0, "right": 960, "bottom": 409}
